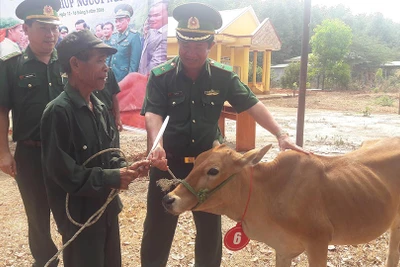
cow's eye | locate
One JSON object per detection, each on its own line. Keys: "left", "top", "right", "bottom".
{"left": 207, "top": 168, "right": 219, "bottom": 176}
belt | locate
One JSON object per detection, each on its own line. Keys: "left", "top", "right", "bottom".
{"left": 166, "top": 153, "right": 195, "bottom": 164}
{"left": 20, "top": 140, "right": 42, "bottom": 147}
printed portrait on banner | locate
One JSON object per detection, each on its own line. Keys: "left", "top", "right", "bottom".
{"left": 1, "top": 0, "right": 169, "bottom": 129}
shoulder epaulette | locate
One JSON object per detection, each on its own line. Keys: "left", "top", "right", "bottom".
{"left": 130, "top": 28, "right": 138, "bottom": 34}
{"left": 209, "top": 60, "right": 233, "bottom": 72}
{"left": 152, "top": 59, "right": 177, "bottom": 76}
{"left": 0, "top": 51, "right": 22, "bottom": 62}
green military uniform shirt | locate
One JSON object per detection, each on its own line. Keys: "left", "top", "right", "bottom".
{"left": 141, "top": 56, "right": 259, "bottom": 157}
{"left": 109, "top": 28, "right": 142, "bottom": 82}
{"left": 0, "top": 46, "right": 64, "bottom": 141}
{"left": 41, "top": 83, "right": 122, "bottom": 235}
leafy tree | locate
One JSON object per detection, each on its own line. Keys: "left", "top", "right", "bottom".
{"left": 310, "top": 19, "right": 352, "bottom": 89}
{"left": 280, "top": 62, "right": 301, "bottom": 89}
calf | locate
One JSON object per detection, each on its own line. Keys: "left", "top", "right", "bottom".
{"left": 163, "top": 137, "right": 400, "bottom": 267}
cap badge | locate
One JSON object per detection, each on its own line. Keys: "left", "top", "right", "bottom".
{"left": 43, "top": 5, "right": 54, "bottom": 16}
{"left": 187, "top": 17, "right": 200, "bottom": 30}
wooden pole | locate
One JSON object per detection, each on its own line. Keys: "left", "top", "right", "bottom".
{"left": 296, "top": 0, "right": 311, "bottom": 147}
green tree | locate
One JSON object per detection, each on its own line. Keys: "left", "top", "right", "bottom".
{"left": 310, "top": 19, "right": 353, "bottom": 89}
{"left": 280, "top": 62, "right": 301, "bottom": 89}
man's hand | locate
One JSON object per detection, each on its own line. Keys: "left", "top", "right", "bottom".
{"left": 277, "top": 135, "right": 310, "bottom": 154}
{"left": 119, "top": 160, "right": 151, "bottom": 190}
{"left": 116, "top": 118, "right": 123, "bottom": 131}
{"left": 0, "top": 151, "right": 17, "bottom": 177}
{"left": 148, "top": 144, "right": 168, "bottom": 171}
{"left": 129, "top": 159, "right": 151, "bottom": 177}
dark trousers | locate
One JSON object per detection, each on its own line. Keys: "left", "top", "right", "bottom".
{"left": 62, "top": 215, "right": 121, "bottom": 267}
{"left": 141, "top": 162, "right": 222, "bottom": 267}
{"left": 14, "top": 143, "right": 58, "bottom": 267}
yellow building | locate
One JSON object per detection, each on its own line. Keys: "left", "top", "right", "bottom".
{"left": 167, "top": 6, "right": 281, "bottom": 94}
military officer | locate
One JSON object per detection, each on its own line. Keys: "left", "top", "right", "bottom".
{"left": 0, "top": 18, "right": 23, "bottom": 61}
{"left": 140, "top": 3, "right": 309, "bottom": 267}
{"left": 0, "top": 0, "right": 64, "bottom": 266}
{"left": 109, "top": 3, "right": 142, "bottom": 82}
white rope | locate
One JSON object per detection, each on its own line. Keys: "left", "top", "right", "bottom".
{"left": 45, "top": 148, "right": 126, "bottom": 267}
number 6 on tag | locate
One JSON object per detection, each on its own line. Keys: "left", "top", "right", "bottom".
{"left": 224, "top": 222, "right": 250, "bottom": 251}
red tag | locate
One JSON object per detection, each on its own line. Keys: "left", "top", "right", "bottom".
{"left": 223, "top": 222, "right": 250, "bottom": 251}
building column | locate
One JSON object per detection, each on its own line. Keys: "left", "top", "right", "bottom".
{"left": 216, "top": 43, "right": 222, "bottom": 62}
{"left": 230, "top": 47, "right": 235, "bottom": 67}
{"left": 264, "top": 50, "right": 272, "bottom": 93}
{"left": 252, "top": 51, "right": 258, "bottom": 85}
{"left": 242, "top": 46, "right": 250, "bottom": 84}
{"left": 262, "top": 51, "right": 267, "bottom": 91}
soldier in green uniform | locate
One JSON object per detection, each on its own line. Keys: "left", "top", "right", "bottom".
{"left": 41, "top": 30, "right": 150, "bottom": 266}
{"left": 109, "top": 3, "right": 142, "bottom": 82}
{"left": 140, "top": 3, "right": 308, "bottom": 267}
{"left": 0, "top": 0, "right": 64, "bottom": 266}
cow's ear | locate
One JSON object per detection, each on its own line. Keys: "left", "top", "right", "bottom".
{"left": 240, "top": 144, "right": 272, "bottom": 166}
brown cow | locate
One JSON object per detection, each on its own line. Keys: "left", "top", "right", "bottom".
{"left": 162, "top": 138, "right": 400, "bottom": 267}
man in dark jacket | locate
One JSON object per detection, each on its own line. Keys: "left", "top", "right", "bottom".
{"left": 41, "top": 30, "right": 150, "bottom": 267}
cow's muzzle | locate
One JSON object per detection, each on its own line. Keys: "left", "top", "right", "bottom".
{"left": 164, "top": 174, "right": 237, "bottom": 211}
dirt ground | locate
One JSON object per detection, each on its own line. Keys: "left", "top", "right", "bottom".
{"left": 1, "top": 89, "right": 400, "bottom": 267}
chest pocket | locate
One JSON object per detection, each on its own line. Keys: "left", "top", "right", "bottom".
{"left": 167, "top": 95, "right": 188, "bottom": 122}
{"left": 17, "top": 76, "right": 41, "bottom": 90}
{"left": 201, "top": 94, "right": 224, "bottom": 123}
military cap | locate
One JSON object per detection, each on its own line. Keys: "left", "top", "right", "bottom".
{"left": 57, "top": 30, "right": 117, "bottom": 66}
{"left": 0, "top": 18, "right": 22, "bottom": 30}
{"left": 173, "top": 2, "right": 222, "bottom": 42}
{"left": 114, "top": 4, "right": 134, "bottom": 19}
{"left": 16, "top": 0, "right": 61, "bottom": 25}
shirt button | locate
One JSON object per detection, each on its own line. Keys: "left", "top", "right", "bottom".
{"left": 192, "top": 139, "right": 195, "bottom": 143}
{"left": 192, "top": 101, "right": 195, "bottom": 104}
{"left": 83, "top": 145, "right": 87, "bottom": 150}
{"left": 28, "top": 84, "right": 32, "bottom": 88}
{"left": 211, "top": 102, "right": 215, "bottom": 105}
{"left": 192, "top": 119, "right": 196, "bottom": 124}
{"left": 172, "top": 101, "right": 176, "bottom": 105}
{"left": 49, "top": 82, "right": 52, "bottom": 86}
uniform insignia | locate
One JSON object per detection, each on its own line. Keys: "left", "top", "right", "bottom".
{"left": 188, "top": 17, "right": 200, "bottom": 30}
{"left": 19, "top": 73, "right": 36, "bottom": 80}
{"left": 168, "top": 91, "right": 183, "bottom": 97}
{"left": 152, "top": 59, "right": 177, "bottom": 76}
{"left": 204, "top": 89, "right": 220, "bottom": 96}
{"left": 209, "top": 60, "right": 233, "bottom": 72}
{"left": 43, "top": 5, "right": 54, "bottom": 16}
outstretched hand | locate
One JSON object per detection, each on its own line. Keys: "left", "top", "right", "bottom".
{"left": 148, "top": 145, "right": 168, "bottom": 171}
{"left": 277, "top": 135, "right": 310, "bottom": 154}
{"left": 119, "top": 160, "right": 151, "bottom": 190}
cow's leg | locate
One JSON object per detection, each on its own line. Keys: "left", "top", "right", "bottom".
{"left": 386, "top": 215, "right": 400, "bottom": 267}
{"left": 305, "top": 241, "right": 329, "bottom": 267}
{"left": 275, "top": 253, "right": 293, "bottom": 267}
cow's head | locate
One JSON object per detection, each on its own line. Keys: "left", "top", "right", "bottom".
{"left": 162, "top": 144, "right": 272, "bottom": 215}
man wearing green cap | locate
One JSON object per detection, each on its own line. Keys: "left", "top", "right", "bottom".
{"left": 0, "top": 0, "right": 64, "bottom": 266}
{"left": 41, "top": 29, "right": 150, "bottom": 267}
{"left": 0, "top": 18, "right": 23, "bottom": 61}
{"left": 140, "top": 3, "right": 308, "bottom": 267}
{"left": 109, "top": 3, "right": 142, "bottom": 82}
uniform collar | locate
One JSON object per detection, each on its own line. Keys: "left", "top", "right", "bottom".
{"left": 21, "top": 46, "right": 58, "bottom": 64}
{"left": 65, "top": 83, "right": 105, "bottom": 110}
{"left": 176, "top": 57, "right": 212, "bottom": 78}
{"left": 119, "top": 27, "right": 130, "bottom": 37}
